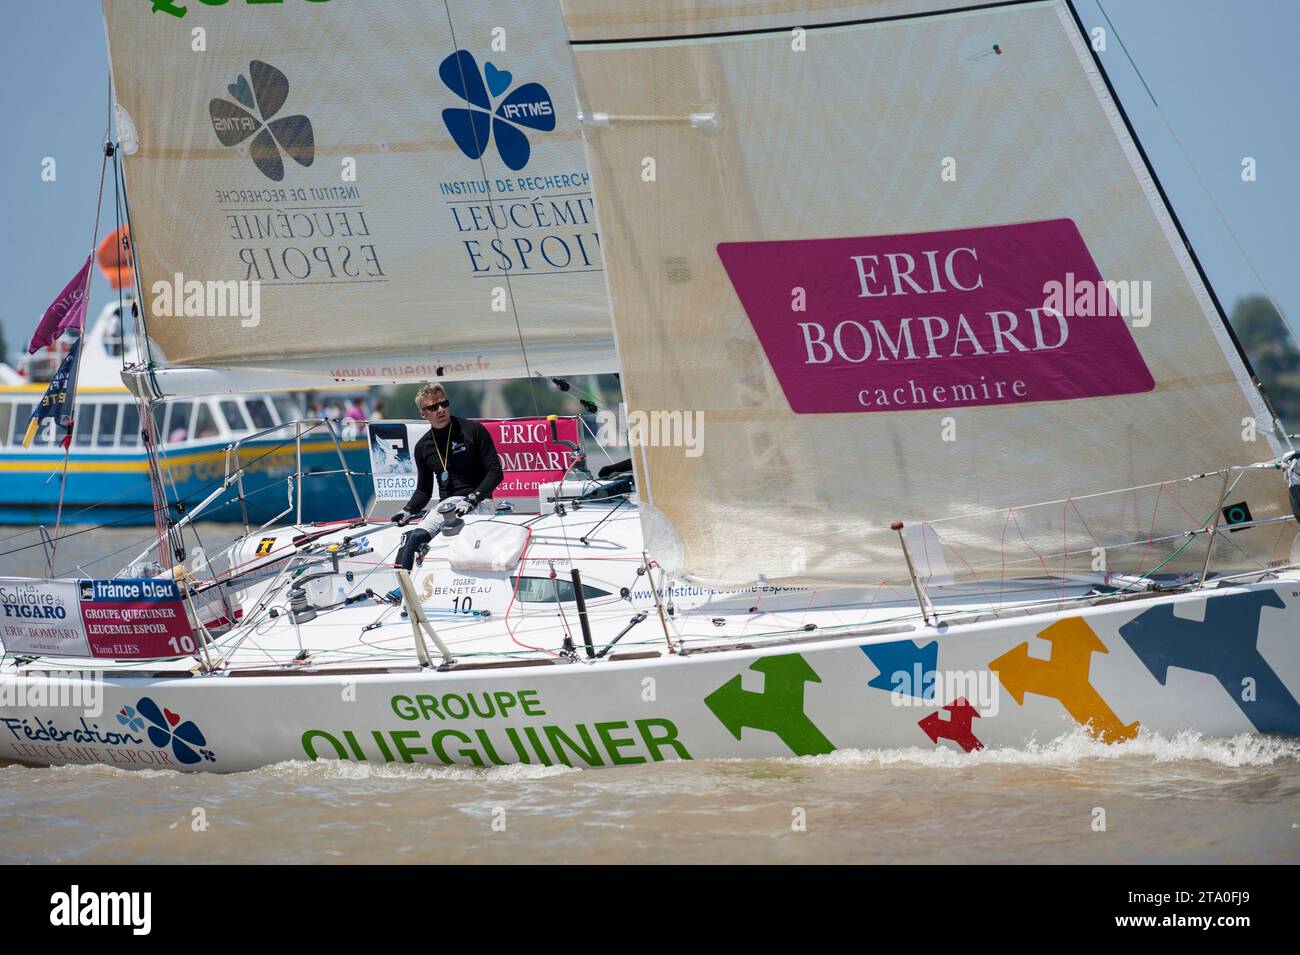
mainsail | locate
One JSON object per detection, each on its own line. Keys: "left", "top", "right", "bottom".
{"left": 102, "top": 0, "right": 614, "bottom": 396}
{"left": 563, "top": 0, "right": 1296, "bottom": 587}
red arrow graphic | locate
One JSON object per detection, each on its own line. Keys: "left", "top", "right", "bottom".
{"left": 918, "top": 698, "right": 984, "bottom": 752}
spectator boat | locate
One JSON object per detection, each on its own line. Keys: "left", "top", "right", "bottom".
{"left": 0, "top": 296, "right": 372, "bottom": 526}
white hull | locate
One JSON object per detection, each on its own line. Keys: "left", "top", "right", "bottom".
{"left": 3, "top": 500, "right": 1298, "bottom": 772}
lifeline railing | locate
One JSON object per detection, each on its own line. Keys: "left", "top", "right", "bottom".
{"left": 123, "top": 417, "right": 370, "bottom": 572}
{"left": 92, "top": 451, "right": 1298, "bottom": 675}
{"left": 889, "top": 457, "right": 1300, "bottom": 629}
{"left": 225, "top": 416, "right": 368, "bottom": 533}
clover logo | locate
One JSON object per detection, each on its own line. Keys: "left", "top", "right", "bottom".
{"left": 136, "top": 696, "right": 215, "bottom": 765}
{"left": 439, "top": 50, "right": 555, "bottom": 172}
{"left": 209, "top": 60, "right": 314, "bottom": 182}
{"left": 116, "top": 705, "right": 144, "bottom": 735}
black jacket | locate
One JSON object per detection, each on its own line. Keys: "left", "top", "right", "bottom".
{"left": 401, "top": 416, "right": 503, "bottom": 514}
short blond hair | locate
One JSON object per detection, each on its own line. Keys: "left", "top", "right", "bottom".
{"left": 415, "top": 383, "right": 447, "bottom": 409}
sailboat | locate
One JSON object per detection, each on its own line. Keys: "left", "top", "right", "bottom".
{"left": 1, "top": 0, "right": 1297, "bottom": 772}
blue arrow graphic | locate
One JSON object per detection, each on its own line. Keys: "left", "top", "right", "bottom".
{"left": 862, "top": 639, "right": 939, "bottom": 700}
{"left": 1119, "top": 589, "right": 1300, "bottom": 733}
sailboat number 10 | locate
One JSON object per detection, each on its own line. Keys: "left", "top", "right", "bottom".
{"left": 168, "top": 635, "right": 198, "bottom": 655}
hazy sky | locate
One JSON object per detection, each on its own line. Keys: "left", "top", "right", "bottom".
{"left": 0, "top": 0, "right": 1296, "bottom": 360}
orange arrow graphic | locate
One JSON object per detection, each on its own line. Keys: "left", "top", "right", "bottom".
{"left": 990, "top": 618, "right": 1139, "bottom": 743}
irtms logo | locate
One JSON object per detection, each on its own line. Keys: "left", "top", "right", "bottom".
{"left": 209, "top": 60, "right": 315, "bottom": 182}
{"left": 439, "top": 51, "right": 555, "bottom": 171}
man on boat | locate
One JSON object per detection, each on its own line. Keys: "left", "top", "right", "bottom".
{"left": 386, "top": 384, "right": 502, "bottom": 595}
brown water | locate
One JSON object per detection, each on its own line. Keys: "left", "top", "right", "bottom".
{"left": 2, "top": 732, "right": 1298, "bottom": 864}
{"left": 2, "top": 527, "right": 1299, "bottom": 864}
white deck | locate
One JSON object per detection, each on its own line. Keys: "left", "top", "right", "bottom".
{"left": 6, "top": 498, "right": 1205, "bottom": 678}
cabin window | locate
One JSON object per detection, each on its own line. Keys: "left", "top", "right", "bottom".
{"left": 119, "top": 404, "right": 140, "bottom": 447}
{"left": 0, "top": 403, "right": 10, "bottom": 446}
{"left": 98, "top": 404, "right": 120, "bottom": 447}
{"left": 512, "top": 576, "right": 610, "bottom": 604}
{"left": 273, "top": 396, "right": 301, "bottom": 424}
{"left": 74, "top": 404, "right": 97, "bottom": 447}
{"left": 219, "top": 400, "right": 248, "bottom": 432}
{"left": 194, "top": 403, "right": 220, "bottom": 440}
{"left": 166, "top": 402, "right": 194, "bottom": 443}
{"left": 10, "top": 403, "right": 33, "bottom": 445}
{"left": 246, "top": 397, "right": 276, "bottom": 430}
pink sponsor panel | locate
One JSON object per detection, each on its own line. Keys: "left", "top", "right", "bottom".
{"left": 717, "top": 218, "right": 1154, "bottom": 414}
{"left": 480, "top": 416, "right": 580, "bottom": 498}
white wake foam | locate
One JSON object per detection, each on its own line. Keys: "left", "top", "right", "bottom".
{"left": 258, "top": 758, "right": 579, "bottom": 782}
{"left": 792, "top": 726, "right": 1300, "bottom": 769}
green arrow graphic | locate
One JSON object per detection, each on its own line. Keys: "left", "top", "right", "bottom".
{"left": 704, "top": 654, "right": 834, "bottom": 756}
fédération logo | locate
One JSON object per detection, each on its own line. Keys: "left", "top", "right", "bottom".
{"left": 125, "top": 696, "right": 215, "bottom": 764}
{"left": 209, "top": 60, "right": 315, "bottom": 182}
{"left": 439, "top": 50, "right": 555, "bottom": 171}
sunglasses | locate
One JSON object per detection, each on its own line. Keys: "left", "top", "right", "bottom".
{"left": 420, "top": 400, "right": 450, "bottom": 412}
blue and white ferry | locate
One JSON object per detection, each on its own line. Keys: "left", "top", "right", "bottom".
{"left": 0, "top": 299, "right": 372, "bottom": 526}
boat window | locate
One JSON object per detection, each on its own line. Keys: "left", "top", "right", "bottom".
{"left": 0, "top": 403, "right": 10, "bottom": 446}
{"left": 512, "top": 576, "right": 610, "bottom": 604}
{"left": 119, "top": 403, "right": 140, "bottom": 447}
{"left": 166, "top": 402, "right": 194, "bottom": 443}
{"left": 273, "top": 395, "right": 301, "bottom": 424}
{"left": 10, "top": 403, "right": 32, "bottom": 445}
{"left": 97, "top": 403, "right": 120, "bottom": 446}
{"left": 75, "top": 404, "right": 97, "bottom": 447}
{"left": 219, "top": 400, "right": 248, "bottom": 432}
{"left": 245, "top": 397, "right": 276, "bottom": 430}
{"left": 194, "top": 403, "right": 221, "bottom": 440}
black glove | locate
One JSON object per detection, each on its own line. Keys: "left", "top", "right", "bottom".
{"left": 390, "top": 510, "right": 411, "bottom": 526}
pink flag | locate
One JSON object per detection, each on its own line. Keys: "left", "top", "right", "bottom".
{"left": 28, "top": 255, "right": 93, "bottom": 354}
